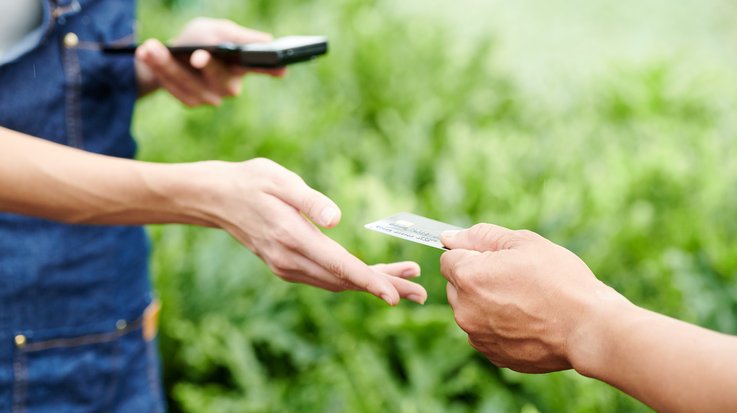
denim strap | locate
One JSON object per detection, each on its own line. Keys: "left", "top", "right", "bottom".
{"left": 50, "top": 0, "right": 81, "bottom": 19}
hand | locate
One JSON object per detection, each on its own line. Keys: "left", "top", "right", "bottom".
{"left": 440, "top": 224, "right": 628, "bottom": 373}
{"left": 193, "top": 158, "right": 427, "bottom": 305}
{"left": 135, "top": 18, "right": 285, "bottom": 106}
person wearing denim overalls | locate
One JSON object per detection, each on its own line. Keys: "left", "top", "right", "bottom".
{"left": 0, "top": 1, "right": 428, "bottom": 411}
{"left": 0, "top": 1, "right": 163, "bottom": 411}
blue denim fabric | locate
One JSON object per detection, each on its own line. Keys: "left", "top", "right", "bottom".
{"left": 0, "top": 1, "right": 164, "bottom": 411}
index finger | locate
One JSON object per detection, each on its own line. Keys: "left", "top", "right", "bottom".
{"left": 212, "top": 21, "right": 273, "bottom": 44}
{"left": 229, "top": 66, "right": 287, "bottom": 78}
{"left": 296, "top": 228, "right": 401, "bottom": 305}
{"left": 210, "top": 23, "right": 285, "bottom": 77}
{"left": 440, "top": 248, "right": 482, "bottom": 287}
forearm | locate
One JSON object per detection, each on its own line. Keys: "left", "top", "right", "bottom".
{"left": 573, "top": 298, "right": 737, "bottom": 412}
{"left": 0, "top": 127, "right": 215, "bottom": 226}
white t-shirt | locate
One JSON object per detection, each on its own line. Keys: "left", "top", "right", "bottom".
{"left": 0, "top": 0, "right": 44, "bottom": 63}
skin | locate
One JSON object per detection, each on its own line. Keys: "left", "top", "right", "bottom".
{"left": 440, "top": 224, "right": 737, "bottom": 412}
{"left": 135, "top": 17, "right": 287, "bottom": 105}
{"left": 0, "top": 18, "right": 428, "bottom": 306}
{"left": 0, "top": 129, "right": 427, "bottom": 305}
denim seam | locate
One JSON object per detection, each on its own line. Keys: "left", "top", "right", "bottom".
{"left": 11, "top": 351, "right": 27, "bottom": 413}
{"left": 62, "top": 38, "right": 83, "bottom": 149}
{"left": 145, "top": 339, "right": 164, "bottom": 412}
{"left": 99, "top": 334, "right": 123, "bottom": 412}
{"left": 19, "top": 317, "right": 143, "bottom": 353}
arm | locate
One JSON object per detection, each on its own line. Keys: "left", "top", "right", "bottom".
{"left": 0, "top": 127, "right": 427, "bottom": 305}
{"left": 0, "top": 127, "right": 211, "bottom": 225}
{"left": 577, "top": 298, "right": 737, "bottom": 412}
{"left": 439, "top": 224, "right": 737, "bottom": 412}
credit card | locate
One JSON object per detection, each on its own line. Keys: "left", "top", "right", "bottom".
{"left": 364, "top": 212, "right": 464, "bottom": 250}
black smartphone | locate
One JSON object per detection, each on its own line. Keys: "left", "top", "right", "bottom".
{"left": 103, "top": 35, "right": 328, "bottom": 68}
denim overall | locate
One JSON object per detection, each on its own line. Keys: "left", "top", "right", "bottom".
{"left": 0, "top": 0, "right": 164, "bottom": 411}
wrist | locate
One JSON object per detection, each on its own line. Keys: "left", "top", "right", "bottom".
{"left": 136, "top": 160, "right": 227, "bottom": 227}
{"left": 567, "top": 283, "right": 639, "bottom": 379}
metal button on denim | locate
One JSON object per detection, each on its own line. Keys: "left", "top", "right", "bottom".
{"left": 13, "top": 335, "right": 26, "bottom": 348}
{"left": 63, "top": 32, "right": 78, "bottom": 47}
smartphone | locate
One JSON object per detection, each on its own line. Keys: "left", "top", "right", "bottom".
{"left": 103, "top": 35, "right": 328, "bottom": 68}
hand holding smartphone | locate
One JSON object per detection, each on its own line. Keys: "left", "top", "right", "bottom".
{"left": 104, "top": 35, "right": 328, "bottom": 68}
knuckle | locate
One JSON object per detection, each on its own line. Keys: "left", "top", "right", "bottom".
{"left": 250, "top": 157, "right": 271, "bottom": 167}
{"left": 468, "top": 223, "right": 503, "bottom": 246}
{"left": 191, "top": 17, "right": 211, "bottom": 27}
{"left": 336, "top": 278, "right": 354, "bottom": 291}
{"left": 452, "top": 260, "right": 479, "bottom": 290}
{"left": 441, "top": 251, "right": 467, "bottom": 279}
{"left": 300, "top": 191, "right": 322, "bottom": 215}
{"left": 323, "top": 283, "right": 343, "bottom": 292}
{"left": 325, "top": 260, "right": 348, "bottom": 281}
{"left": 225, "top": 84, "right": 240, "bottom": 97}
{"left": 453, "top": 310, "right": 474, "bottom": 332}
{"left": 439, "top": 252, "right": 454, "bottom": 273}
{"left": 249, "top": 157, "right": 279, "bottom": 175}
{"left": 280, "top": 233, "right": 299, "bottom": 251}
{"left": 271, "top": 222, "right": 298, "bottom": 248}
{"left": 285, "top": 170, "right": 306, "bottom": 186}
{"left": 222, "top": 19, "right": 240, "bottom": 29}
{"left": 515, "top": 229, "right": 540, "bottom": 241}
{"left": 267, "top": 256, "right": 292, "bottom": 277}
{"left": 468, "top": 336, "right": 483, "bottom": 352}
{"left": 469, "top": 223, "right": 493, "bottom": 238}
{"left": 277, "top": 272, "right": 299, "bottom": 284}
{"left": 487, "top": 356, "right": 508, "bottom": 369}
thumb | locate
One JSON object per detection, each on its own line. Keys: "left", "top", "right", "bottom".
{"left": 189, "top": 49, "right": 212, "bottom": 69}
{"left": 135, "top": 38, "right": 169, "bottom": 66}
{"left": 268, "top": 167, "right": 342, "bottom": 228}
{"left": 441, "top": 223, "right": 517, "bottom": 252}
{"left": 297, "top": 187, "right": 341, "bottom": 229}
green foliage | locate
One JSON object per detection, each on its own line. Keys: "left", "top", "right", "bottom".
{"left": 134, "top": 0, "right": 737, "bottom": 411}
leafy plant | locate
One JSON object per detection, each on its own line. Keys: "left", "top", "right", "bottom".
{"left": 134, "top": 0, "right": 737, "bottom": 411}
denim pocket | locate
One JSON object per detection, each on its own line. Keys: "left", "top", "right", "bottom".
{"left": 13, "top": 327, "right": 126, "bottom": 413}
{"left": 11, "top": 318, "right": 163, "bottom": 413}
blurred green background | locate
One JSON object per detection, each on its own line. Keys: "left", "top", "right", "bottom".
{"left": 133, "top": 0, "right": 737, "bottom": 411}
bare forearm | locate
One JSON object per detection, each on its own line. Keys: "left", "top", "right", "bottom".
{"left": 0, "top": 127, "right": 214, "bottom": 226}
{"left": 0, "top": 128, "right": 428, "bottom": 304}
{"left": 573, "top": 300, "right": 737, "bottom": 412}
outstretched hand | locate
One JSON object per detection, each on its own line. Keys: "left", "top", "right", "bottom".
{"left": 196, "top": 158, "right": 427, "bottom": 305}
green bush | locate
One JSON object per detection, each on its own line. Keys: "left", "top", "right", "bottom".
{"left": 134, "top": 0, "right": 737, "bottom": 411}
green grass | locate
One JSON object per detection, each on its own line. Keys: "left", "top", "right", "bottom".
{"left": 133, "top": 0, "right": 737, "bottom": 411}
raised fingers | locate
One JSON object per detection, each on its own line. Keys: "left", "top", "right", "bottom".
{"left": 136, "top": 39, "right": 222, "bottom": 106}
{"left": 301, "top": 234, "right": 400, "bottom": 305}
{"left": 190, "top": 50, "right": 242, "bottom": 97}
{"left": 370, "top": 261, "right": 421, "bottom": 279}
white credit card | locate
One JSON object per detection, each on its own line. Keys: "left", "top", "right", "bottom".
{"left": 364, "top": 212, "right": 464, "bottom": 250}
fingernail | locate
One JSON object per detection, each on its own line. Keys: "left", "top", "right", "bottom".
{"left": 441, "top": 230, "right": 460, "bottom": 239}
{"left": 406, "top": 294, "right": 426, "bottom": 305}
{"left": 402, "top": 268, "right": 420, "bottom": 277}
{"left": 380, "top": 293, "right": 395, "bottom": 306}
{"left": 319, "top": 206, "right": 338, "bottom": 226}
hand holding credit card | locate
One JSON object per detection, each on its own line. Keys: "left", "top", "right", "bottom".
{"left": 365, "top": 213, "right": 464, "bottom": 250}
